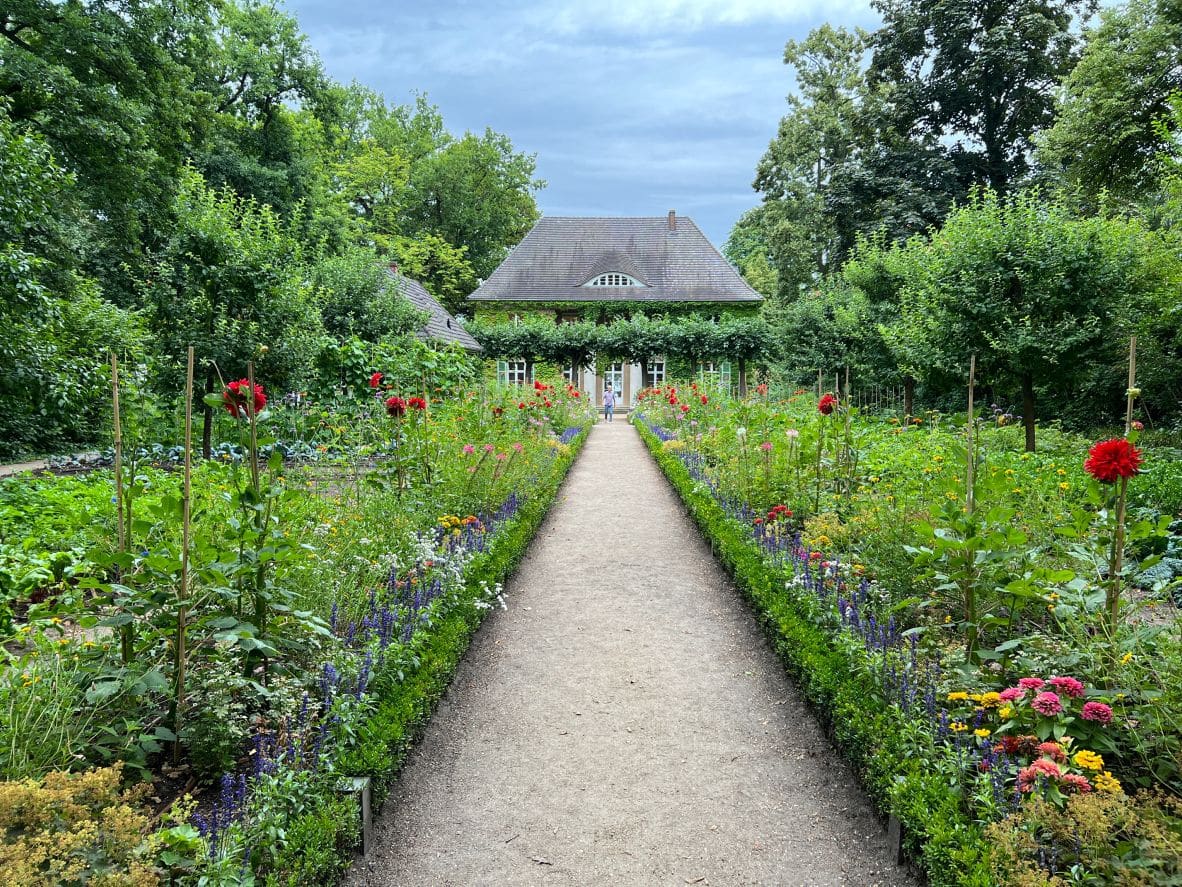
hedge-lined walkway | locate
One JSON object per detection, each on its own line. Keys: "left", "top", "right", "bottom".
{"left": 348, "top": 422, "right": 914, "bottom": 886}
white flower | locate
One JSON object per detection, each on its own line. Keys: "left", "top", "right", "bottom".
{"left": 736, "top": 427, "right": 747, "bottom": 439}
{"left": 785, "top": 428, "right": 800, "bottom": 440}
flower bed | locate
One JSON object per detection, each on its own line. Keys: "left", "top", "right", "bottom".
{"left": 632, "top": 383, "right": 1182, "bottom": 886}
{"left": 0, "top": 371, "right": 593, "bottom": 885}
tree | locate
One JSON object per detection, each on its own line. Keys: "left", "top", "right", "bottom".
{"left": 402, "top": 129, "right": 544, "bottom": 278}
{"left": 878, "top": 190, "right": 1156, "bottom": 451}
{"left": 311, "top": 246, "right": 424, "bottom": 342}
{"left": 753, "top": 25, "right": 869, "bottom": 290}
{"left": 869, "top": 0, "right": 1093, "bottom": 195}
{"left": 0, "top": 107, "right": 140, "bottom": 455}
{"left": 392, "top": 233, "right": 479, "bottom": 316}
{"left": 1038, "top": 0, "right": 1182, "bottom": 202}
{"left": 0, "top": 0, "right": 210, "bottom": 302}
{"left": 145, "top": 169, "right": 323, "bottom": 456}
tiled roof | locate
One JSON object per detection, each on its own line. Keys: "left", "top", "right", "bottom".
{"left": 389, "top": 271, "right": 483, "bottom": 353}
{"left": 468, "top": 215, "right": 762, "bottom": 303}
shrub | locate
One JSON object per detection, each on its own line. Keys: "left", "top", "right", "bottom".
{"left": 0, "top": 764, "right": 159, "bottom": 886}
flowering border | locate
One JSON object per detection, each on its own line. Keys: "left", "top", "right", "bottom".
{"left": 634, "top": 415, "right": 995, "bottom": 886}
{"left": 186, "top": 424, "right": 591, "bottom": 882}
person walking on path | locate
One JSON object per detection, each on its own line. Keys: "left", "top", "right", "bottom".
{"left": 602, "top": 382, "right": 616, "bottom": 423}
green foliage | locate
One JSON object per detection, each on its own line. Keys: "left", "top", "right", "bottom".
{"left": 311, "top": 246, "right": 425, "bottom": 342}
{"left": 867, "top": 190, "right": 1159, "bottom": 448}
{"left": 868, "top": 0, "right": 1091, "bottom": 195}
{"left": 1038, "top": 0, "right": 1182, "bottom": 203}
{"left": 392, "top": 233, "right": 479, "bottom": 316}
{"left": 469, "top": 314, "right": 776, "bottom": 368}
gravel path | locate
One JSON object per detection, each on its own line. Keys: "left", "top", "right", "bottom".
{"left": 348, "top": 421, "right": 915, "bottom": 887}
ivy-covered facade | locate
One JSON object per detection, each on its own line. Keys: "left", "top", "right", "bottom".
{"left": 468, "top": 212, "right": 763, "bottom": 406}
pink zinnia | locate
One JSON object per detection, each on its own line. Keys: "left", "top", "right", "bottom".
{"left": 462, "top": 444, "right": 475, "bottom": 455}
{"left": 1061, "top": 773, "right": 1092, "bottom": 794}
{"left": 512, "top": 442, "right": 524, "bottom": 453}
{"left": 760, "top": 441, "right": 773, "bottom": 452}
{"left": 1036, "top": 742, "right": 1067, "bottom": 763}
{"left": 1081, "top": 702, "right": 1113, "bottom": 724}
{"left": 496, "top": 452, "right": 507, "bottom": 461}
{"left": 1049, "top": 676, "right": 1085, "bottom": 699}
{"left": 1017, "top": 677, "right": 1045, "bottom": 691}
{"left": 484, "top": 444, "right": 495, "bottom": 453}
{"left": 1032, "top": 691, "right": 1063, "bottom": 716}
{"left": 1018, "top": 758, "right": 1062, "bottom": 792}
{"left": 999, "top": 687, "right": 1024, "bottom": 702}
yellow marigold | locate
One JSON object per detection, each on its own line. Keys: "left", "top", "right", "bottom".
{"left": 979, "top": 691, "right": 1002, "bottom": 708}
{"left": 946, "top": 691, "right": 970, "bottom": 702}
{"left": 1093, "top": 771, "right": 1122, "bottom": 794}
{"left": 1073, "top": 750, "right": 1104, "bottom": 772}
{"left": 949, "top": 721, "right": 968, "bottom": 733}
{"left": 974, "top": 728, "right": 992, "bottom": 738}
{"left": 1059, "top": 482, "right": 1070, "bottom": 491}
{"left": 999, "top": 705, "right": 1013, "bottom": 719}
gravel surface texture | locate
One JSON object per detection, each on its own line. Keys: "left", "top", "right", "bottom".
{"left": 348, "top": 421, "right": 917, "bottom": 886}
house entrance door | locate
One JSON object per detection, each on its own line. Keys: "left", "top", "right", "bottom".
{"left": 604, "top": 363, "right": 624, "bottom": 409}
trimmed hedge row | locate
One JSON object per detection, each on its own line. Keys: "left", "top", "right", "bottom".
{"left": 275, "top": 426, "right": 590, "bottom": 884}
{"left": 633, "top": 418, "right": 994, "bottom": 886}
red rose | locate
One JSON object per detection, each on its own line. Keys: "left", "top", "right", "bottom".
{"left": 385, "top": 396, "right": 406, "bottom": 417}
{"left": 223, "top": 379, "right": 267, "bottom": 417}
{"left": 818, "top": 393, "right": 837, "bottom": 415}
{"left": 369, "top": 372, "right": 383, "bottom": 388}
{"left": 1084, "top": 438, "right": 1142, "bottom": 484}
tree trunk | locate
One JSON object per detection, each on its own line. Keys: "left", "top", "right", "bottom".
{"left": 1021, "top": 371, "right": 1036, "bottom": 452}
{"left": 738, "top": 358, "right": 748, "bottom": 398}
{"left": 904, "top": 375, "right": 915, "bottom": 418}
{"left": 201, "top": 365, "right": 215, "bottom": 459}
{"left": 639, "top": 359, "right": 649, "bottom": 390}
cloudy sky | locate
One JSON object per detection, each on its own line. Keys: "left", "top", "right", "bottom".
{"left": 284, "top": 0, "right": 881, "bottom": 247}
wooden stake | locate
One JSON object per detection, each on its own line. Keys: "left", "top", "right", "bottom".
{"left": 246, "top": 361, "right": 260, "bottom": 494}
{"left": 174, "top": 347, "right": 194, "bottom": 762}
{"left": 111, "top": 354, "right": 124, "bottom": 553}
{"left": 1124, "top": 336, "right": 1137, "bottom": 435}
{"left": 110, "top": 353, "right": 133, "bottom": 665}
{"left": 966, "top": 354, "right": 976, "bottom": 517}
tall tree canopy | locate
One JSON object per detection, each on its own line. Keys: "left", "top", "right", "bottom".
{"left": 1038, "top": 0, "right": 1182, "bottom": 202}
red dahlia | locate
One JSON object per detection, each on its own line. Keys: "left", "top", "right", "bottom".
{"left": 385, "top": 396, "right": 406, "bottom": 417}
{"left": 1084, "top": 438, "right": 1142, "bottom": 484}
{"left": 407, "top": 396, "right": 427, "bottom": 410}
{"left": 369, "top": 371, "right": 383, "bottom": 388}
{"left": 223, "top": 379, "right": 267, "bottom": 418}
{"left": 818, "top": 393, "right": 837, "bottom": 415}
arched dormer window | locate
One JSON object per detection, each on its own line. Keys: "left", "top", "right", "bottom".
{"left": 583, "top": 272, "right": 644, "bottom": 288}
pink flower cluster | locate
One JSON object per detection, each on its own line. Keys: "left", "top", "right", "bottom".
{"left": 1000, "top": 675, "right": 1114, "bottom": 725}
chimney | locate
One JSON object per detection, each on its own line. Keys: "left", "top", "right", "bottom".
{"left": 668, "top": 209, "right": 677, "bottom": 232}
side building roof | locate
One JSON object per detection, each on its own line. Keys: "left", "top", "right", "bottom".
{"left": 389, "top": 269, "right": 483, "bottom": 353}
{"left": 468, "top": 214, "right": 762, "bottom": 304}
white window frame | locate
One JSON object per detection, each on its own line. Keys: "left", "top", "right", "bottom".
{"left": 648, "top": 358, "right": 666, "bottom": 387}
{"left": 699, "top": 361, "right": 732, "bottom": 390}
{"left": 604, "top": 362, "right": 624, "bottom": 398}
{"left": 562, "top": 363, "right": 578, "bottom": 383}
{"left": 497, "top": 359, "right": 529, "bottom": 386}
{"left": 583, "top": 272, "right": 644, "bottom": 288}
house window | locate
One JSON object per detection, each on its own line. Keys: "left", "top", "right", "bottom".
{"left": 563, "top": 363, "right": 578, "bottom": 383}
{"left": 584, "top": 273, "right": 644, "bottom": 287}
{"left": 604, "top": 363, "right": 624, "bottom": 399}
{"left": 699, "top": 361, "right": 732, "bottom": 390}
{"left": 648, "top": 359, "right": 666, "bottom": 387}
{"left": 497, "top": 359, "right": 529, "bottom": 385}
{"left": 557, "top": 312, "right": 581, "bottom": 325}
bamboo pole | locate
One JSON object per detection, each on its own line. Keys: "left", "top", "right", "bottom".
{"left": 174, "top": 346, "right": 194, "bottom": 763}
{"left": 966, "top": 354, "right": 976, "bottom": 517}
{"left": 1124, "top": 336, "right": 1137, "bottom": 435}
{"left": 110, "top": 354, "right": 134, "bottom": 665}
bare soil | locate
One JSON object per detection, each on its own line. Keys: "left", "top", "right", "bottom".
{"left": 337, "top": 422, "right": 917, "bottom": 885}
